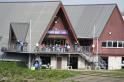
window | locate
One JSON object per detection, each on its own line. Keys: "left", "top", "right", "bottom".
{"left": 102, "top": 41, "right": 124, "bottom": 48}
{"left": 102, "top": 42, "right": 106, "bottom": 47}
{"left": 122, "top": 57, "right": 124, "bottom": 64}
{"left": 118, "top": 41, "right": 123, "bottom": 47}
{"left": 108, "top": 41, "right": 112, "bottom": 47}
{"left": 123, "top": 42, "right": 124, "bottom": 47}
{"left": 113, "top": 41, "right": 117, "bottom": 47}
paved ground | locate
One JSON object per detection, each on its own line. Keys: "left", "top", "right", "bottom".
{"left": 62, "top": 75, "right": 124, "bottom": 82}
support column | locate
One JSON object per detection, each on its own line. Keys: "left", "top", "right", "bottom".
{"left": 51, "top": 56, "right": 57, "bottom": 69}
{"left": 95, "top": 37, "right": 99, "bottom": 68}
{"left": 28, "top": 20, "right": 32, "bottom": 69}
{"left": 28, "top": 54, "right": 31, "bottom": 69}
{"left": 78, "top": 56, "right": 85, "bottom": 69}
{"left": 62, "top": 56, "right": 67, "bottom": 69}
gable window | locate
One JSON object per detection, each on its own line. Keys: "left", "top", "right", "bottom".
{"left": 107, "top": 41, "right": 112, "bottom": 47}
{"left": 102, "top": 42, "right": 107, "bottom": 47}
{"left": 123, "top": 42, "right": 124, "bottom": 47}
{"left": 113, "top": 41, "right": 117, "bottom": 47}
{"left": 118, "top": 41, "right": 123, "bottom": 48}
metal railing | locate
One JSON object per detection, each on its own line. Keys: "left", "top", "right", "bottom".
{"left": 1, "top": 45, "right": 28, "bottom": 52}
{"left": 98, "top": 56, "right": 107, "bottom": 69}
{"left": 34, "top": 45, "right": 92, "bottom": 53}
{"left": 2, "top": 45, "right": 92, "bottom": 54}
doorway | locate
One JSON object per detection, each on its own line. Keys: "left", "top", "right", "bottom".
{"left": 102, "top": 57, "right": 108, "bottom": 69}
{"left": 70, "top": 57, "right": 78, "bottom": 69}
{"left": 57, "top": 57, "right": 62, "bottom": 69}
{"left": 40, "top": 56, "right": 51, "bottom": 65}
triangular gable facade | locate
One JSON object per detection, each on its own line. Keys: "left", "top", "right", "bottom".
{"left": 10, "top": 23, "right": 29, "bottom": 42}
{"left": 98, "top": 5, "right": 124, "bottom": 56}
{"left": 39, "top": 3, "right": 79, "bottom": 48}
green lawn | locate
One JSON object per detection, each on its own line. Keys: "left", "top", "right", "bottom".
{"left": 0, "top": 61, "right": 124, "bottom": 82}
{"left": 0, "top": 61, "right": 80, "bottom": 82}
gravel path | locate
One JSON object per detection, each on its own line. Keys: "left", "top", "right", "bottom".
{"left": 62, "top": 75, "right": 124, "bottom": 82}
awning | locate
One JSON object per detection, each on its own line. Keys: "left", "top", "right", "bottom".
{"left": 10, "top": 23, "right": 29, "bottom": 42}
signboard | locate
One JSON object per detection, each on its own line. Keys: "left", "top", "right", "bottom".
{"left": 48, "top": 30, "right": 68, "bottom": 35}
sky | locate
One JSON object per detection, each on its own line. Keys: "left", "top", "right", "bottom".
{"left": 0, "top": 0, "right": 124, "bottom": 15}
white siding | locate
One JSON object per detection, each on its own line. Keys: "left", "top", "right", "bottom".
{"left": 108, "top": 56, "right": 122, "bottom": 70}
{"left": 51, "top": 56, "right": 57, "bottom": 69}
{"left": 78, "top": 56, "right": 86, "bottom": 69}
{"left": 62, "top": 56, "right": 67, "bottom": 69}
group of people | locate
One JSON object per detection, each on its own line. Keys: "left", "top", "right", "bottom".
{"left": 32, "top": 60, "right": 50, "bottom": 70}
{"left": 36, "top": 43, "right": 71, "bottom": 52}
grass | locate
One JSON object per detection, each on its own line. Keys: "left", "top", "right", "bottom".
{"left": 0, "top": 61, "right": 124, "bottom": 82}
{"left": 0, "top": 61, "right": 80, "bottom": 82}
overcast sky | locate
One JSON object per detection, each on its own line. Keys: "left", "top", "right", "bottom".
{"left": 0, "top": 0, "right": 124, "bottom": 15}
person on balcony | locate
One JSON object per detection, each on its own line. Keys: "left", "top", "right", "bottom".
{"left": 16, "top": 40, "right": 22, "bottom": 52}
{"left": 20, "top": 41, "right": 23, "bottom": 52}
{"left": 67, "top": 44, "right": 70, "bottom": 52}
{"left": 35, "top": 43, "right": 39, "bottom": 52}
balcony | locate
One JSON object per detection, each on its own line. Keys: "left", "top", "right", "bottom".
{"left": 2, "top": 44, "right": 92, "bottom": 54}
{"left": 34, "top": 45, "right": 92, "bottom": 54}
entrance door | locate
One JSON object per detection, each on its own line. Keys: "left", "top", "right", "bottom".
{"left": 57, "top": 57, "right": 62, "bottom": 69}
{"left": 70, "top": 57, "right": 78, "bottom": 69}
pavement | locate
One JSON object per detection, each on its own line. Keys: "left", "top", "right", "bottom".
{"left": 62, "top": 75, "right": 124, "bottom": 82}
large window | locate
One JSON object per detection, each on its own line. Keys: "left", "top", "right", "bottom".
{"left": 102, "top": 41, "right": 124, "bottom": 48}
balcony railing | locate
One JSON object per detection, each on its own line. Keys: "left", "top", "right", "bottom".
{"left": 2, "top": 44, "right": 92, "bottom": 54}
{"left": 34, "top": 45, "right": 92, "bottom": 54}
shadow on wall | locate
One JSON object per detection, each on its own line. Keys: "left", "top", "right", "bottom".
{"left": 0, "top": 53, "right": 28, "bottom": 62}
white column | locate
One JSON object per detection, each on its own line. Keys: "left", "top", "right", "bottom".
{"left": 28, "top": 20, "right": 32, "bottom": 69}
{"left": 95, "top": 37, "right": 99, "bottom": 67}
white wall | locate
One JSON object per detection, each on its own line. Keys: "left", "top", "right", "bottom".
{"left": 108, "top": 56, "right": 122, "bottom": 70}
{"left": 62, "top": 56, "right": 67, "bottom": 69}
{"left": 51, "top": 56, "right": 57, "bottom": 69}
{"left": 78, "top": 56, "right": 86, "bottom": 69}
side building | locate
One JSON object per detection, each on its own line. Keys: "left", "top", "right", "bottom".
{"left": 65, "top": 4, "right": 124, "bottom": 70}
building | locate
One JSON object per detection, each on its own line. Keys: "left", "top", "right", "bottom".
{"left": 0, "top": 1, "right": 124, "bottom": 70}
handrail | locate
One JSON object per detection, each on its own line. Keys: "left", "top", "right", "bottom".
{"left": 98, "top": 56, "right": 107, "bottom": 69}
{"left": 2, "top": 45, "right": 92, "bottom": 53}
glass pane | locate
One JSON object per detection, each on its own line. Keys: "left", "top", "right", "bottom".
{"left": 102, "top": 42, "right": 106, "bottom": 47}
{"left": 108, "top": 41, "right": 112, "bottom": 47}
{"left": 118, "top": 41, "right": 122, "bottom": 47}
{"left": 123, "top": 42, "right": 124, "bottom": 47}
{"left": 113, "top": 41, "right": 117, "bottom": 47}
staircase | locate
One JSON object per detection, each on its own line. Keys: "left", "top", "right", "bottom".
{"left": 98, "top": 56, "right": 107, "bottom": 69}
{"left": 79, "top": 46, "right": 107, "bottom": 69}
